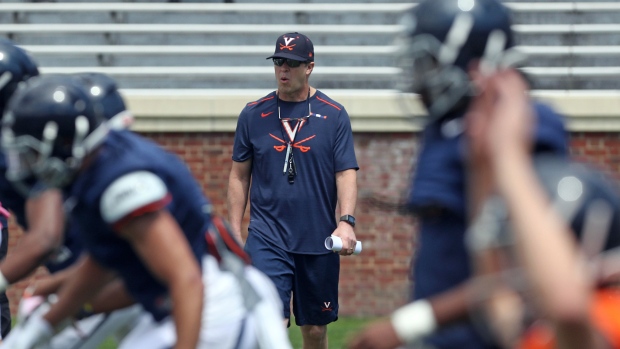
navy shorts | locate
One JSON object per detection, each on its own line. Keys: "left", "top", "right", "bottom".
{"left": 244, "top": 231, "right": 339, "bottom": 327}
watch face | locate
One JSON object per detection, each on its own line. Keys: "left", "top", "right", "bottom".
{"left": 341, "top": 215, "right": 355, "bottom": 226}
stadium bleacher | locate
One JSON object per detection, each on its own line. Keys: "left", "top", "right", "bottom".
{"left": 0, "top": 1, "right": 617, "bottom": 131}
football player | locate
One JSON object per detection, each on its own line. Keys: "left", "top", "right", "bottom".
{"left": 350, "top": 0, "right": 568, "bottom": 348}
{"left": 0, "top": 74, "right": 291, "bottom": 349}
{"left": 13, "top": 72, "right": 141, "bottom": 349}
{"left": 466, "top": 69, "right": 620, "bottom": 349}
{"left": 0, "top": 39, "right": 44, "bottom": 341}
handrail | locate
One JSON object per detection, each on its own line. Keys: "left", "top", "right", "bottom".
{"left": 0, "top": 24, "right": 402, "bottom": 34}
{"left": 1, "top": 2, "right": 620, "bottom": 13}
{"left": 38, "top": 66, "right": 620, "bottom": 78}
{"left": 22, "top": 45, "right": 397, "bottom": 55}
{"left": 39, "top": 66, "right": 401, "bottom": 77}
{"left": 3, "top": 23, "right": 620, "bottom": 35}
{"left": 523, "top": 67, "right": 620, "bottom": 76}
{"left": 518, "top": 46, "right": 620, "bottom": 55}
{"left": 20, "top": 45, "right": 620, "bottom": 56}
{"left": 0, "top": 3, "right": 415, "bottom": 13}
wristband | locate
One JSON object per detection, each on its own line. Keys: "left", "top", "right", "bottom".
{"left": 0, "top": 271, "right": 8, "bottom": 293}
{"left": 390, "top": 299, "right": 437, "bottom": 344}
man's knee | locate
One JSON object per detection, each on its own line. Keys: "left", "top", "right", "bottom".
{"left": 300, "top": 325, "right": 327, "bottom": 341}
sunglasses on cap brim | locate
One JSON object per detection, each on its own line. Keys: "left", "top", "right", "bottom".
{"left": 272, "top": 58, "right": 308, "bottom": 68}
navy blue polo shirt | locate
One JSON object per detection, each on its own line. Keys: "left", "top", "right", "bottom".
{"left": 233, "top": 90, "right": 358, "bottom": 254}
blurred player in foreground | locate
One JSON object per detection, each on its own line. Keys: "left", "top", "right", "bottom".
{"left": 349, "top": 0, "right": 568, "bottom": 348}
{"left": 11, "top": 72, "right": 142, "bottom": 349}
{"left": 0, "top": 39, "right": 46, "bottom": 342}
{"left": 465, "top": 69, "right": 620, "bottom": 349}
{"left": 0, "top": 75, "right": 292, "bottom": 349}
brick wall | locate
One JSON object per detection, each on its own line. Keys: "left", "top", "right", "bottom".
{"left": 6, "top": 131, "right": 618, "bottom": 318}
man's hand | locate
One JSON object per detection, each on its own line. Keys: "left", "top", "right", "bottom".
{"left": 348, "top": 319, "right": 403, "bottom": 349}
{"left": 332, "top": 223, "right": 357, "bottom": 256}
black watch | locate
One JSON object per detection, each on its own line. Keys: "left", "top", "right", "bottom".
{"left": 339, "top": 214, "right": 356, "bottom": 228}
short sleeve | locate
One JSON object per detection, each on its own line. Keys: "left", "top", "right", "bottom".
{"left": 100, "top": 171, "right": 171, "bottom": 229}
{"left": 232, "top": 107, "right": 253, "bottom": 162}
{"left": 334, "top": 108, "right": 359, "bottom": 172}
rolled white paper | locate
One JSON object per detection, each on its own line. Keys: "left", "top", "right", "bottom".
{"left": 324, "top": 235, "right": 362, "bottom": 255}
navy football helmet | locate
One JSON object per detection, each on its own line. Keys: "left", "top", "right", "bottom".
{"left": 72, "top": 72, "right": 128, "bottom": 120}
{"left": 470, "top": 156, "right": 620, "bottom": 257}
{"left": 397, "top": 0, "right": 524, "bottom": 121}
{"left": 533, "top": 156, "right": 620, "bottom": 260}
{"left": 467, "top": 156, "right": 620, "bottom": 344}
{"left": 0, "top": 39, "right": 39, "bottom": 114}
{"left": 1, "top": 75, "right": 102, "bottom": 189}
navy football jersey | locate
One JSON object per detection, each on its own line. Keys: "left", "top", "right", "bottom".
{"left": 66, "top": 130, "right": 211, "bottom": 321}
{"left": 0, "top": 154, "right": 81, "bottom": 272}
{"left": 408, "top": 102, "right": 568, "bottom": 349}
{"left": 232, "top": 90, "right": 358, "bottom": 254}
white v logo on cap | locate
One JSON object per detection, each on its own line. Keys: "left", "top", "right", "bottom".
{"left": 283, "top": 37, "right": 295, "bottom": 46}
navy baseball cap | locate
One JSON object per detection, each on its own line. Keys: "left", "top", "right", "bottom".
{"left": 266, "top": 32, "right": 314, "bottom": 62}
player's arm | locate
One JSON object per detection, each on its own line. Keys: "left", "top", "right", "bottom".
{"left": 102, "top": 171, "right": 203, "bottom": 349}
{"left": 227, "top": 159, "right": 252, "bottom": 243}
{"left": 0, "top": 254, "right": 115, "bottom": 349}
{"left": 333, "top": 168, "right": 358, "bottom": 254}
{"left": 43, "top": 254, "right": 116, "bottom": 326}
{"left": 475, "top": 70, "right": 599, "bottom": 349}
{"left": 0, "top": 189, "right": 64, "bottom": 291}
{"left": 25, "top": 262, "right": 134, "bottom": 316}
{"left": 349, "top": 282, "right": 472, "bottom": 349}
{"left": 24, "top": 259, "right": 83, "bottom": 297}
{"left": 119, "top": 210, "right": 203, "bottom": 349}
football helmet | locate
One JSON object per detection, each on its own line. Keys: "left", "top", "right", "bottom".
{"left": 72, "top": 72, "right": 127, "bottom": 120}
{"left": 397, "top": 0, "right": 523, "bottom": 121}
{"left": 533, "top": 156, "right": 620, "bottom": 259}
{"left": 0, "top": 39, "right": 39, "bottom": 114}
{"left": 470, "top": 156, "right": 620, "bottom": 257}
{"left": 467, "top": 156, "right": 620, "bottom": 345}
{"left": 1, "top": 75, "right": 101, "bottom": 189}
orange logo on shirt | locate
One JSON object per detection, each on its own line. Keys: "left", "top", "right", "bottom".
{"left": 269, "top": 133, "right": 315, "bottom": 153}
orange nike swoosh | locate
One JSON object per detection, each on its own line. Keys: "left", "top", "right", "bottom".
{"left": 261, "top": 111, "right": 273, "bottom": 117}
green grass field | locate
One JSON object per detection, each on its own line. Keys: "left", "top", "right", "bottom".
{"left": 96, "top": 316, "right": 376, "bottom": 349}
{"left": 288, "top": 317, "right": 376, "bottom": 349}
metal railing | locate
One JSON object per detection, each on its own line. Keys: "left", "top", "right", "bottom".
{"left": 0, "top": 2, "right": 620, "bottom": 13}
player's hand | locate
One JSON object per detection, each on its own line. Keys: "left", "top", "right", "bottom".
{"left": 0, "top": 310, "right": 53, "bottom": 349}
{"left": 332, "top": 223, "right": 357, "bottom": 256}
{"left": 467, "top": 68, "right": 533, "bottom": 165}
{"left": 348, "top": 319, "right": 403, "bottom": 349}
{"left": 17, "top": 293, "right": 46, "bottom": 324}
